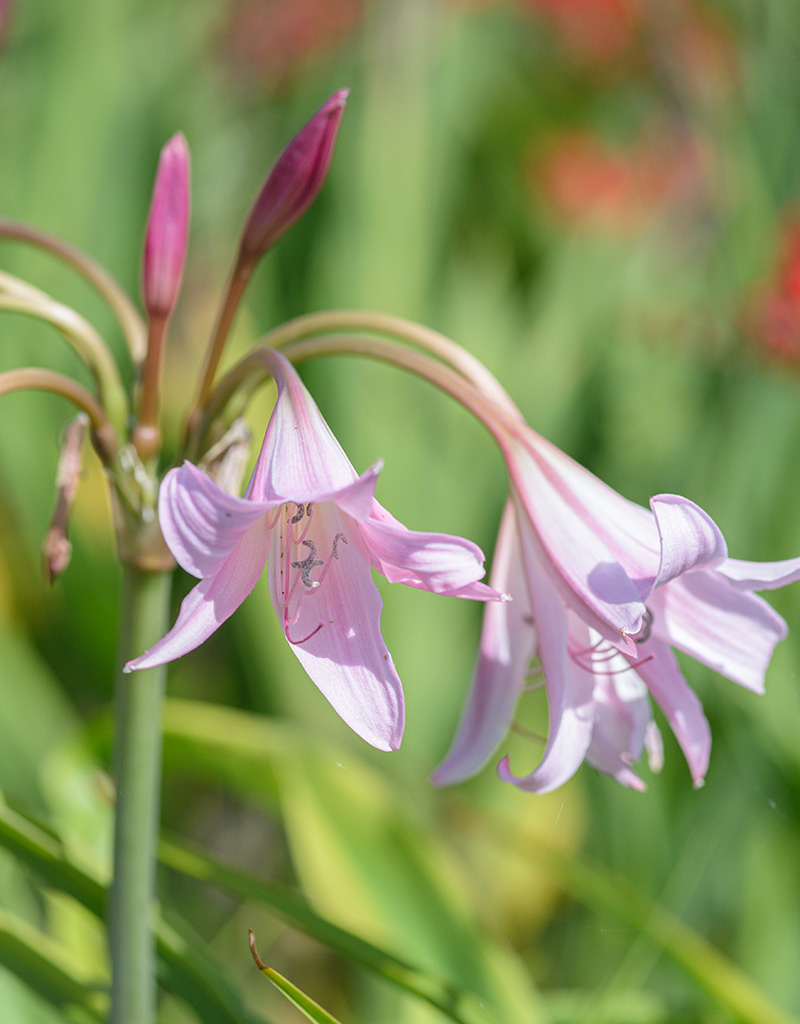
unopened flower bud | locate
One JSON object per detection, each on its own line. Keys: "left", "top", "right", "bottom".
{"left": 239, "top": 89, "right": 348, "bottom": 265}
{"left": 142, "top": 132, "right": 190, "bottom": 320}
{"left": 42, "top": 414, "right": 88, "bottom": 584}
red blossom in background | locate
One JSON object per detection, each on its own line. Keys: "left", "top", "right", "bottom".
{"left": 531, "top": 127, "right": 709, "bottom": 234}
{"left": 521, "top": 0, "right": 640, "bottom": 63}
{"left": 749, "top": 216, "right": 800, "bottom": 367}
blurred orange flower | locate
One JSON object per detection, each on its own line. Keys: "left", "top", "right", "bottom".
{"left": 532, "top": 127, "right": 708, "bottom": 234}
{"left": 749, "top": 217, "right": 800, "bottom": 367}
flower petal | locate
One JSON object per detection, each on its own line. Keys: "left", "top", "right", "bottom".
{"left": 359, "top": 514, "right": 493, "bottom": 596}
{"left": 586, "top": 665, "right": 652, "bottom": 791}
{"left": 646, "top": 494, "right": 728, "bottom": 593}
{"left": 432, "top": 502, "right": 535, "bottom": 785}
{"left": 505, "top": 436, "right": 646, "bottom": 651}
{"left": 160, "top": 462, "right": 273, "bottom": 578}
{"left": 267, "top": 502, "right": 404, "bottom": 751}
{"left": 649, "top": 572, "right": 787, "bottom": 693}
{"left": 248, "top": 350, "right": 359, "bottom": 502}
{"left": 497, "top": 532, "right": 596, "bottom": 794}
{"left": 519, "top": 430, "right": 662, "bottom": 587}
{"left": 125, "top": 517, "right": 272, "bottom": 671}
{"left": 632, "top": 637, "right": 711, "bottom": 786}
{"left": 717, "top": 555, "right": 800, "bottom": 591}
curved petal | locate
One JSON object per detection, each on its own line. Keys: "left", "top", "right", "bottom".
{"left": 518, "top": 429, "right": 662, "bottom": 587}
{"left": 505, "top": 437, "right": 646, "bottom": 651}
{"left": 125, "top": 517, "right": 272, "bottom": 671}
{"left": 433, "top": 501, "right": 535, "bottom": 785}
{"left": 632, "top": 637, "right": 711, "bottom": 786}
{"left": 497, "top": 534, "right": 596, "bottom": 794}
{"left": 267, "top": 502, "right": 404, "bottom": 752}
{"left": 646, "top": 495, "right": 728, "bottom": 593}
{"left": 649, "top": 572, "right": 788, "bottom": 693}
{"left": 160, "top": 462, "right": 274, "bottom": 578}
{"left": 248, "top": 350, "right": 359, "bottom": 502}
{"left": 717, "top": 555, "right": 800, "bottom": 591}
{"left": 359, "top": 515, "right": 492, "bottom": 596}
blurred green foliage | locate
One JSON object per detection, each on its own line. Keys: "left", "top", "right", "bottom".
{"left": 2, "top": 0, "right": 800, "bottom": 1021}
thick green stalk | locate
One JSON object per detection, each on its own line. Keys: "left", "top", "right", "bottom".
{"left": 109, "top": 565, "right": 172, "bottom": 1024}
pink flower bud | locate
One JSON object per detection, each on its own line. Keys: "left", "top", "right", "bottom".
{"left": 142, "top": 132, "right": 190, "bottom": 319}
{"left": 239, "top": 89, "right": 348, "bottom": 264}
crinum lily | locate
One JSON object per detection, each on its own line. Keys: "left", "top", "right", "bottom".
{"left": 126, "top": 349, "right": 500, "bottom": 751}
{"left": 434, "top": 419, "right": 800, "bottom": 793}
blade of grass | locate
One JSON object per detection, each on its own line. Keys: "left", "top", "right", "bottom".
{"left": 249, "top": 930, "right": 344, "bottom": 1024}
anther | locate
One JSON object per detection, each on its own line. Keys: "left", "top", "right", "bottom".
{"left": 291, "top": 540, "right": 324, "bottom": 588}
{"left": 291, "top": 503, "right": 305, "bottom": 524}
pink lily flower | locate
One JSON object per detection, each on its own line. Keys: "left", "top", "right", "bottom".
{"left": 126, "top": 349, "right": 499, "bottom": 751}
{"left": 434, "top": 427, "right": 800, "bottom": 793}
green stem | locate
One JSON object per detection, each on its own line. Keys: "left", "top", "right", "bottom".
{"left": 0, "top": 218, "right": 148, "bottom": 364}
{"left": 109, "top": 565, "right": 172, "bottom": 1024}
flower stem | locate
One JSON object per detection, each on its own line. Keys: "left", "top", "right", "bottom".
{"left": 0, "top": 218, "right": 148, "bottom": 365}
{"left": 258, "top": 309, "right": 521, "bottom": 415}
{"left": 190, "top": 257, "right": 253, "bottom": 416}
{"left": 0, "top": 367, "right": 118, "bottom": 463}
{"left": 109, "top": 565, "right": 172, "bottom": 1024}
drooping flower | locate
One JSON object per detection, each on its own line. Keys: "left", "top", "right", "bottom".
{"left": 434, "top": 425, "right": 800, "bottom": 793}
{"left": 126, "top": 349, "right": 500, "bottom": 751}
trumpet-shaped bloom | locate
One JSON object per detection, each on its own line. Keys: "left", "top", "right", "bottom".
{"left": 434, "top": 427, "right": 800, "bottom": 793}
{"left": 126, "top": 349, "right": 499, "bottom": 751}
